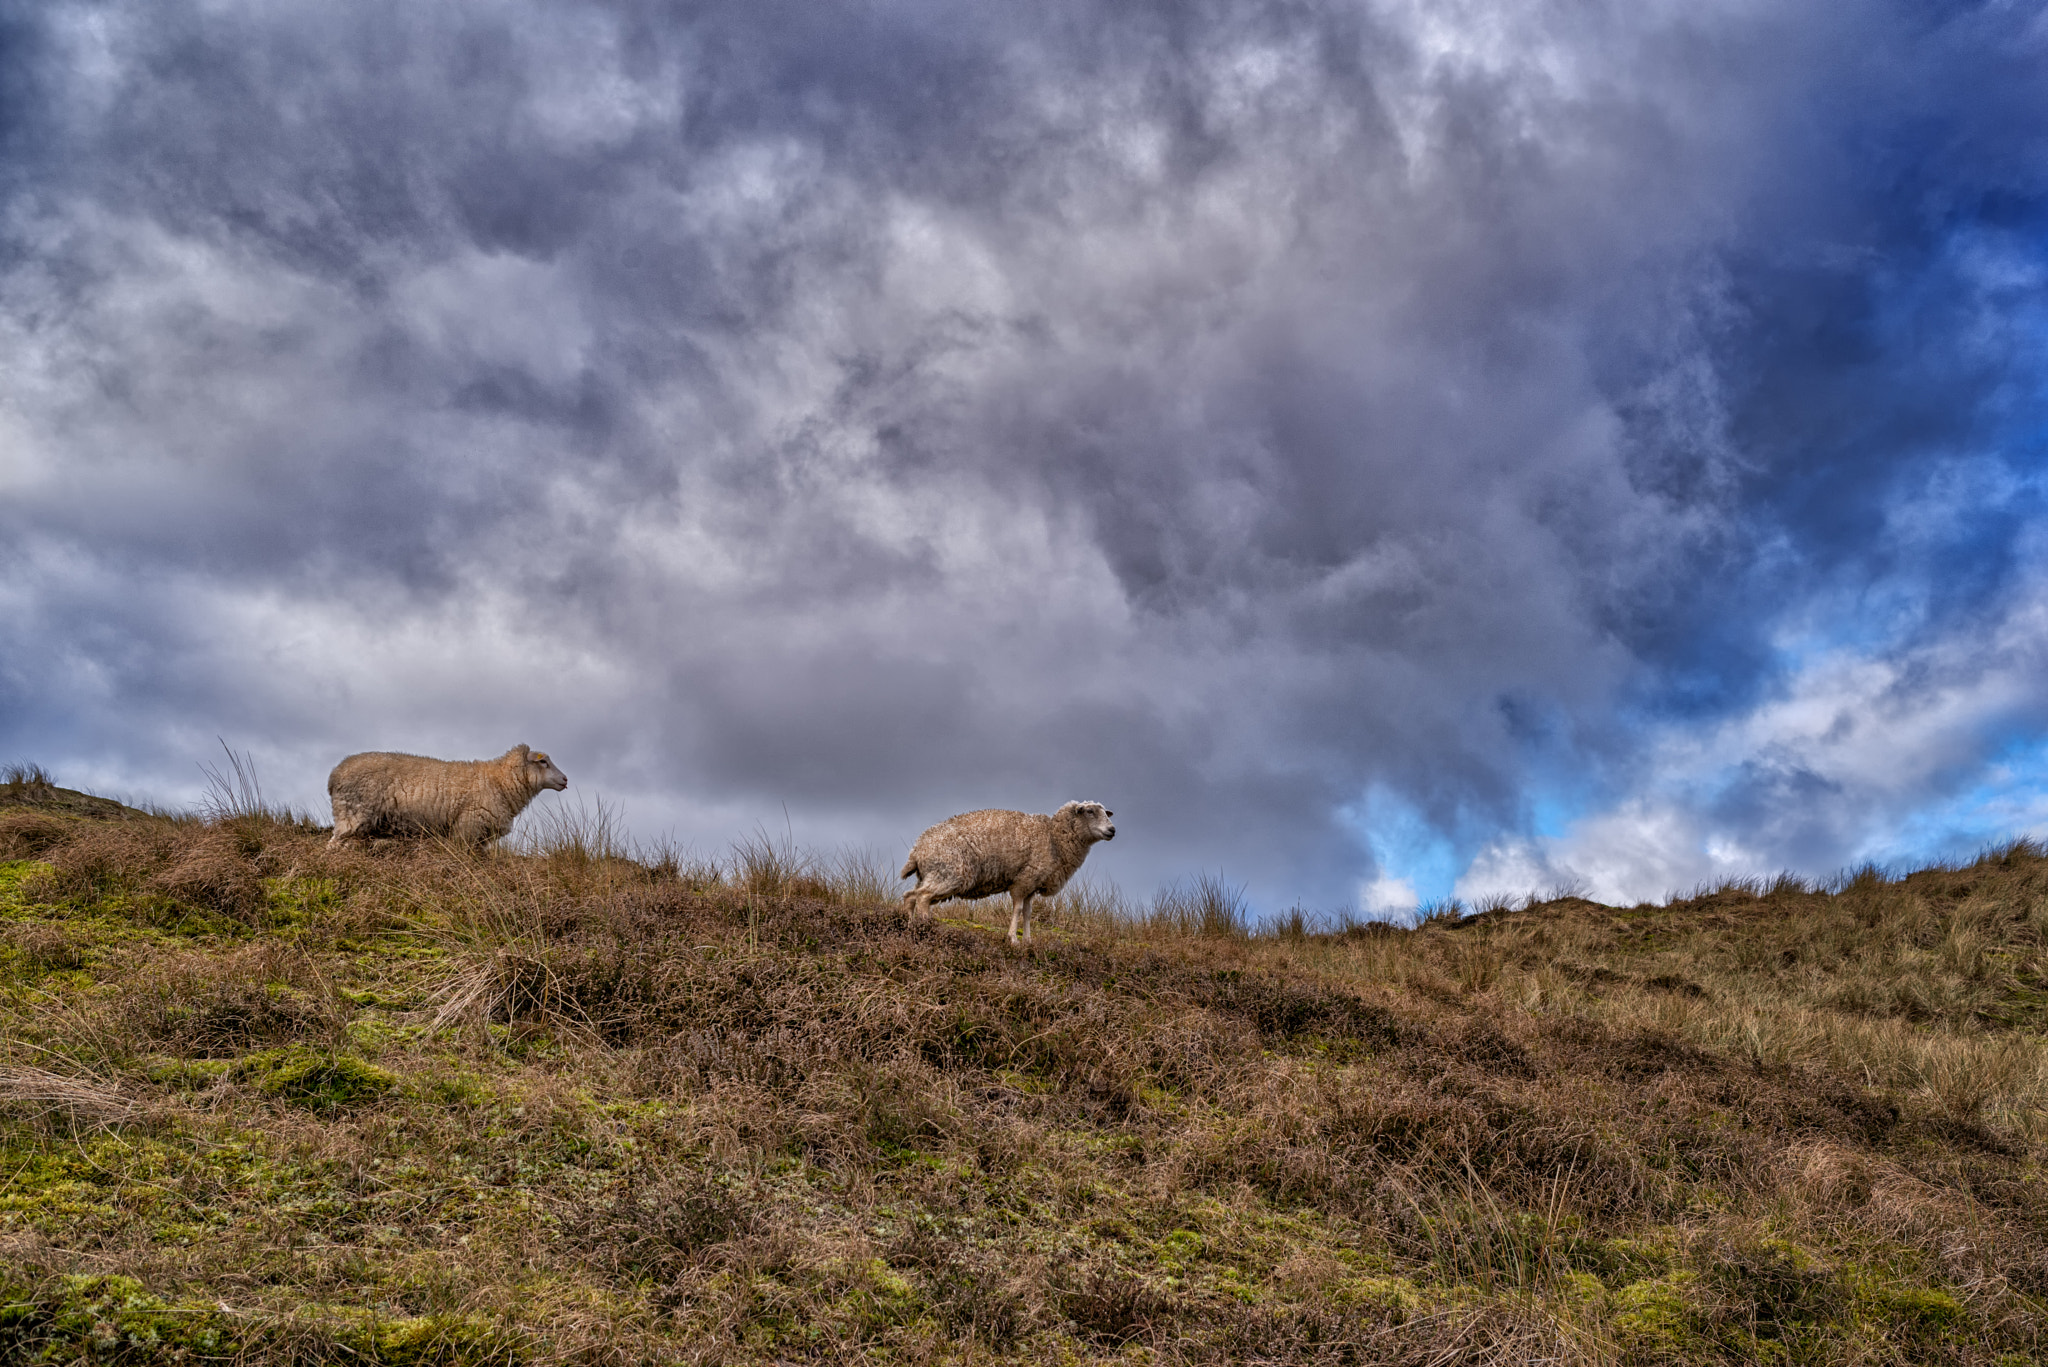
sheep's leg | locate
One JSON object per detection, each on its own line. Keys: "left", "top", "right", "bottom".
{"left": 1008, "top": 889, "right": 1036, "bottom": 946}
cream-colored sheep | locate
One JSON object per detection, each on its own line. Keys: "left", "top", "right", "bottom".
{"left": 900, "top": 801, "right": 1116, "bottom": 945}
{"left": 327, "top": 745, "right": 568, "bottom": 849}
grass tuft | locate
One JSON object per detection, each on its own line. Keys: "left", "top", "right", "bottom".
{"left": 196, "top": 739, "right": 310, "bottom": 826}
{"left": 1, "top": 763, "right": 56, "bottom": 798}
{"left": 513, "top": 791, "right": 632, "bottom": 864}
{"left": 1148, "top": 871, "right": 1251, "bottom": 937}
{"left": 0, "top": 1064, "right": 143, "bottom": 1128}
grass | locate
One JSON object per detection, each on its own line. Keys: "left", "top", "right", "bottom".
{"left": 0, "top": 783, "right": 2043, "bottom": 1364}
{"left": 1, "top": 764, "right": 57, "bottom": 799}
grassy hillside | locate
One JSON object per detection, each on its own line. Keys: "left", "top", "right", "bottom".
{"left": 0, "top": 784, "right": 2044, "bottom": 1365}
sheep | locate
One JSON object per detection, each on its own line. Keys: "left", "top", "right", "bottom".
{"left": 900, "top": 801, "right": 1116, "bottom": 945}
{"left": 327, "top": 744, "right": 567, "bottom": 849}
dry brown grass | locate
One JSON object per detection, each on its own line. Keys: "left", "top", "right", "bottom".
{"left": 0, "top": 1064, "right": 146, "bottom": 1127}
{"left": 0, "top": 799, "right": 2043, "bottom": 1363}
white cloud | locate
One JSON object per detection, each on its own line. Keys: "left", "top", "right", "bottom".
{"left": 4, "top": 0, "right": 2045, "bottom": 916}
{"left": 1458, "top": 567, "right": 2048, "bottom": 905}
{"left": 1359, "top": 872, "right": 1421, "bottom": 917}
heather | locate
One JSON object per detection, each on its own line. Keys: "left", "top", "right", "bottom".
{"left": 0, "top": 779, "right": 2042, "bottom": 1364}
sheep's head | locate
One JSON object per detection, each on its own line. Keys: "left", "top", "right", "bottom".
{"left": 1059, "top": 800, "right": 1116, "bottom": 842}
{"left": 508, "top": 744, "right": 570, "bottom": 792}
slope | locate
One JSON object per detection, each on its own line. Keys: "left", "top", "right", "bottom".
{"left": 0, "top": 789, "right": 2043, "bottom": 1364}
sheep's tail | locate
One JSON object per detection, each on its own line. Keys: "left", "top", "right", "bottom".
{"left": 899, "top": 857, "right": 918, "bottom": 881}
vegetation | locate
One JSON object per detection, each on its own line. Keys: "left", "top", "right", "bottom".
{"left": 0, "top": 777, "right": 2043, "bottom": 1364}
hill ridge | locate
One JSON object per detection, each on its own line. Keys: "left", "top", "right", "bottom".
{"left": 0, "top": 782, "right": 2042, "bottom": 1364}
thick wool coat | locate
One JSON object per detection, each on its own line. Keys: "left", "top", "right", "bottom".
{"left": 328, "top": 745, "right": 567, "bottom": 848}
{"left": 900, "top": 801, "right": 1116, "bottom": 942}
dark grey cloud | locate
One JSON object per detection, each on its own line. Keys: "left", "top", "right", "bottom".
{"left": 5, "top": 0, "right": 2047, "bottom": 907}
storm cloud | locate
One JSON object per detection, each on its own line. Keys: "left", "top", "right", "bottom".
{"left": 4, "top": 0, "right": 2047, "bottom": 910}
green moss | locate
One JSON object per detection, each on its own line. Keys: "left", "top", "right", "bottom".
{"left": 0, "top": 1273, "right": 515, "bottom": 1365}
{"left": 1883, "top": 1284, "right": 1965, "bottom": 1332}
{"left": 0, "top": 861, "right": 55, "bottom": 921}
{"left": 1754, "top": 1236, "right": 1821, "bottom": 1273}
{"left": 344, "top": 987, "right": 423, "bottom": 1009}
{"left": 142, "top": 1055, "right": 236, "bottom": 1091}
{"left": 1210, "top": 1265, "right": 1260, "bottom": 1304}
{"left": 0, "top": 1273, "right": 240, "bottom": 1362}
{"left": 1612, "top": 1271, "right": 1702, "bottom": 1354}
{"left": 332, "top": 1309, "right": 515, "bottom": 1365}
{"left": 1133, "top": 1079, "right": 1182, "bottom": 1108}
{"left": 263, "top": 873, "right": 343, "bottom": 930}
{"left": 1332, "top": 1274, "right": 1426, "bottom": 1314}
{"left": 992, "top": 1067, "right": 1055, "bottom": 1095}
{"left": 149, "top": 897, "right": 258, "bottom": 938}
{"left": 234, "top": 1046, "right": 400, "bottom": 1110}
{"left": 1155, "top": 1228, "right": 1204, "bottom": 1272}
{"left": 37, "top": 889, "right": 250, "bottom": 941}
{"left": 1556, "top": 1270, "right": 1605, "bottom": 1305}
{"left": 838, "top": 1257, "right": 924, "bottom": 1332}
{"left": 1841, "top": 1262, "right": 1969, "bottom": 1340}
{"left": 423, "top": 1073, "right": 494, "bottom": 1106}
{"left": 347, "top": 1015, "right": 429, "bottom": 1052}
{"left": 0, "top": 860, "right": 39, "bottom": 895}
{"left": 1583, "top": 1231, "right": 1677, "bottom": 1286}
{"left": 0, "top": 1144, "right": 121, "bottom": 1234}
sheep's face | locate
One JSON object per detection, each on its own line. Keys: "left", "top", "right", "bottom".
{"left": 1068, "top": 800, "right": 1116, "bottom": 842}
{"left": 525, "top": 751, "right": 569, "bottom": 792}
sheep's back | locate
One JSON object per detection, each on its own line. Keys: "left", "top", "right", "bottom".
{"left": 911, "top": 809, "right": 1048, "bottom": 892}
{"left": 329, "top": 753, "right": 506, "bottom": 834}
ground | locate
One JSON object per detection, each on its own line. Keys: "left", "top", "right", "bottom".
{"left": 0, "top": 782, "right": 2043, "bottom": 1364}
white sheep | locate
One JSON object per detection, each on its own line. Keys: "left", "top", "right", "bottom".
{"left": 900, "top": 801, "right": 1116, "bottom": 945}
{"left": 327, "top": 744, "right": 567, "bottom": 849}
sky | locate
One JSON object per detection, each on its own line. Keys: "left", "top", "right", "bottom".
{"left": 3, "top": 0, "right": 2048, "bottom": 915}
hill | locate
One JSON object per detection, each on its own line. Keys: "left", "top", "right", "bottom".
{"left": 0, "top": 783, "right": 2043, "bottom": 1364}
{"left": 0, "top": 765, "right": 148, "bottom": 821}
